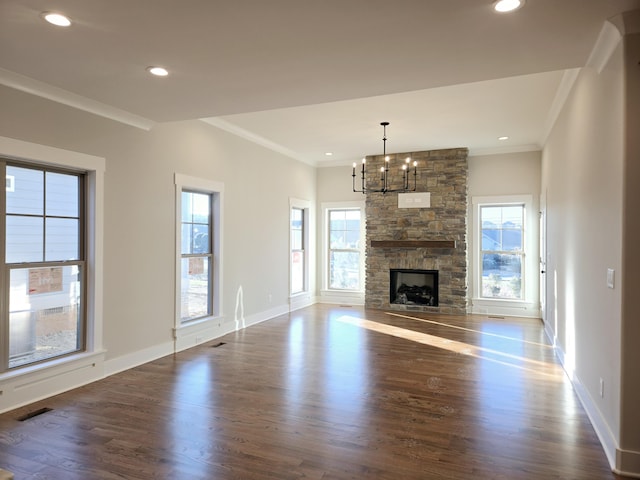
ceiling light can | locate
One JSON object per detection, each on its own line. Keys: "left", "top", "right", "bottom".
{"left": 42, "top": 12, "right": 72, "bottom": 27}
{"left": 147, "top": 66, "right": 169, "bottom": 77}
{"left": 493, "top": 0, "right": 525, "bottom": 13}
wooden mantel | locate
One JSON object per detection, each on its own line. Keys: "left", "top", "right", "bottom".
{"left": 370, "top": 240, "right": 456, "bottom": 249}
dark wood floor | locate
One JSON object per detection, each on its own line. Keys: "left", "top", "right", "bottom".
{"left": 0, "top": 305, "right": 621, "bottom": 479}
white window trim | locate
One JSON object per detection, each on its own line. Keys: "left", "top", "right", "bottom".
{"left": 0, "top": 136, "right": 106, "bottom": 412}
{"left": 289, "top": 197, "right": 310, "bottom": 298}
{"left": 174, "top": 174, "right": 224, "bottom": 346}
{"left": 320, "top": 201, "right": 365, "bottom": 301}
{"left": 471, "top": 194, "right": 539, "bottom": 317}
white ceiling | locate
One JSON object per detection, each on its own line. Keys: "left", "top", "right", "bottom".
{"left": 1, "top": 0, "right": 639, "bottom": 166}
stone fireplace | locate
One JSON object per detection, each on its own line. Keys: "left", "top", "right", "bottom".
{"left": 365, "top": 147, "right": 468, "bottom": 314}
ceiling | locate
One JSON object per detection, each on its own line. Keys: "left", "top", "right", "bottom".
{"left": 1, "top": 0, "right": 638, "bottom": 166}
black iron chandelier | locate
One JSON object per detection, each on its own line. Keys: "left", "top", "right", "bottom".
{"left": 352, "top": 122, "right": 417, "bottom": 194}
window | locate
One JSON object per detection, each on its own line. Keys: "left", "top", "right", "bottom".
{"left": 180, "top": 191, "right": 212, "bottom": 322}
{"left": 479, "top": 204, "right": 524, "bottom": 299}
{"left": 328, "top": 208, "right": 362, "bottom": 290}
{"left": 174, "top": 174, "right": 222, "bottom": 329}
{"left": 290, "top": 207, "right": 305, "bottom": 294}
{"left": 2, "top": 163, "right": 85, "bottom": 370}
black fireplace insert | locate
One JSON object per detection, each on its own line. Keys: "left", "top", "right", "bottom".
{"left": 389, "top": 269, "right": 438, "bottom": 306}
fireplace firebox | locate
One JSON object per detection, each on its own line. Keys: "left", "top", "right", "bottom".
{"left": 390, "top": 269, "right": 438, "bottom": 306}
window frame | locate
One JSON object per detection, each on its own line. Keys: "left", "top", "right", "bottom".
{"left": 0, "top": 135, "right": 105, "bottom": 385}
{"left": 180, "top": 190, "right": 214, "bottom": 323}
{"left": 471, "top": 194, "right": 538, "bottom": 314}
{"left": 289, "top": 198, "right": 310, "bottom": 297}
{"left": 326, "top": 206, "right": 364, "bottom": 292}
{"left": 478, "top": 203, "right": 525, "bottom": 300}
{"left": 1, "top": 163, "right": 87, "bottom": 371}
{"left": 320, "top": 201, "right": 365, "bottom": 302}
{"left": 174, "top": 174, "right": 223, "bottom": 332}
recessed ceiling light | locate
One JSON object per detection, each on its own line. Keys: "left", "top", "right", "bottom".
{"left": 493, "top": 0, "right": 525, "bottom": 13}
{"left": 325, "top": 152, "right": 333, "bottom": 156}
{"left": 498, "top": 136, "right": 509, "bottom": 141}
{"left": 147, "top": 66, "right": 169, "bottom": 77}
{"left": 42, "top": 12, "right": 72, "bottom": 27}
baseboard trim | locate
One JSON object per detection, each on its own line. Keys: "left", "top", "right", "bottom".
{"left": 547, "top": 334, "right": 640, "bottom": 477}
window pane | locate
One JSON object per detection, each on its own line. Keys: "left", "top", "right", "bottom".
{"left": 6, "top": 166, "right": 43, "bottom": 215}
{"left": 502, "top": 229, "right": 522, "bottom": 251}
{"left": 193, "top": 225, "right": 210, "bottom": 254}
{"left": 6, "top": 215, "right": 43, "bottom": 263}
{"left": 482, "top": 229, "right": 500, "bottom": 250}
{"left": 45, "top": 218, "right": 79, "bottom": 261}
{"left": 191, "top": 193, "right": 210, "bottom": 224}
{"left": 291, "top": 230, "right": 303, "bottom": 250}
{"left": 46, "top": 172, "right": 78, "bottom": 217}
{"left": 291, "top": 208, "right": 302, "bottom": 224}
{"left": 182, "top": 191, "right": 193, "bottom": 222}
{"left": 330, "top": 251, "right": 360, "bottom": 289}
{"left": 291, "top": 251, "right": 304, "bottom": 293}
{"left": 502, "top": 206, "right": 523, "bottom": 229}
{"left": 481, "top": 253, "right": 522, "bottom": 299}
{"left": 181, "top": 256, "right": 211, "bottom": 321}
{"left": 345, "top": 230, "right": 360, "bottom": 249}
{"left": 330, "top": 211, "right": 346, "bottom": 231}
{"left": 9, "top": 265, "right": 82, "bottom": 368}
{"left": 330, "top": 231, "right": 345, "bottom": 248}
{"left": 181, "top": 224, "right": 193, "bottom": 254}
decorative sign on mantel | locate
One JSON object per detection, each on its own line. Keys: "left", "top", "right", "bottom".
{"left": 398, "top": 192, "right": 430, "bottom": 209}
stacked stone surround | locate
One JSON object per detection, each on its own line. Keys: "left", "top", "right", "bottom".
{"left": 365, "top": 148, "right": 468, "bottom": 314}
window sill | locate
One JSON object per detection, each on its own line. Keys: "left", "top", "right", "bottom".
{"left": 1, "top": 349, "right": 106, "bottom": 382}
{"left": 173, "top": 316, "right": 229, "bottom": 352}
{"left": 471, "top": 298, "right": 540, "bottom": 318}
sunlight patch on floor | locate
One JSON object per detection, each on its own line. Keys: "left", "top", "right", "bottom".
{"left": 337, "top": 315, "right": 563, "bottom": 380}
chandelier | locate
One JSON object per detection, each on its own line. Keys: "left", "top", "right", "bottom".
{"left": 352, "top": 122, "right": 418, "bottom": 194}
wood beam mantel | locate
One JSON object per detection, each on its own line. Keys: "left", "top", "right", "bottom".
{"left": 370, "top": 240, "right": 456, "bottom": 249}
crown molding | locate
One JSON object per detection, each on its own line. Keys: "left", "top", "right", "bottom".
{"left": 0, "top": 68, "right": 155, "bottom": 131}
{"left": 200, "top": 117, "right": 316, "bottom": 166}
{"left": 586, "top": 20, "right": 623, "bottom": 73}
{"left": 538, "top": 68, "right": 581, "bottom": 148}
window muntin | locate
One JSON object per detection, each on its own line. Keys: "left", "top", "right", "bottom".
{"left": 291, "top": 207, "right": 305, "bottom": 294}
{"left": 180, "top": 191, "right": 213, "bottom": 322}
{"left": 480, "top": 204, "right": 524, "bottom": 299}
{"left": 328, "top": 209, "right": 361, "bottom": 290}
{"left": 3, "top": 163, "right": 85, "bottom": 370}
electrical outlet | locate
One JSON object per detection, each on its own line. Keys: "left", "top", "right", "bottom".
{"left": 600, "top": 378, "right": 604, "bottom": 398}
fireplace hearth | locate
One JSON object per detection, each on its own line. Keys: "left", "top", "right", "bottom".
{"left": 390, "top": 269, "right": 438, "bottom": 306}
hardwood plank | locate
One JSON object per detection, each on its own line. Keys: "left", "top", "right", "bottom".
{"left": 0, "top": 305, "right": 621, "bottom": 479}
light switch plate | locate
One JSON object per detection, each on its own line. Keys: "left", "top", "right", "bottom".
{"left": 607, "top": 268, "right": 615, "bottom": 289}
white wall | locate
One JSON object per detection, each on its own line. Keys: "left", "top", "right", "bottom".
{"left": 0, "top": 85, "right": 316, "bottom": 410}
{"left": 541, "top": 33, "right": 626, "bottom": 471}
{"left": 467, "top": 151, "right": 541, "bottom": 317}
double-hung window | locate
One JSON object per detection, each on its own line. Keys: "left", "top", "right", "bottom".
{"left": 180, "top": 190, "right": 213, "bottom": 322}
{"left": 2, "top": 162, "right": 85, "bottom": 370}
{"left": 290, "top": 207, "right": 305, "bottom": 295}
{"left": 328, "top": 208, "right": 362, "bottom": 290}
{"left": 479, "top": 204, "right": 525, "bottom": 299}
{"left": 174, "top": 173, "right": 222, "bottom": 332}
